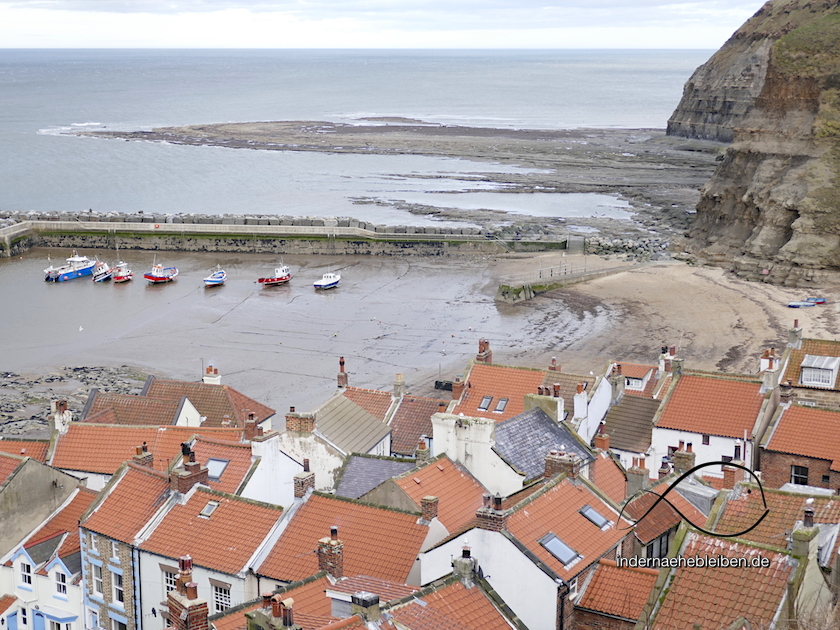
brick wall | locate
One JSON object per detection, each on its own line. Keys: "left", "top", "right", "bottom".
{"left": 759, "top": 449, "right": 840, "bottom": 490}
{"left": 85, "top": 531, "right": 138, "bottom": 630}
{"left": 791, "top": 387, "right": 840, "bottom": 409}
{"left": 573, "top": 609, "right": 635, "bottom": 630}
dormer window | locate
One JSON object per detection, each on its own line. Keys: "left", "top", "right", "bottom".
{"left": 199, "top": 500, "right": 220, "bottom": 518}
{"left": 478, "top": 396, "right": 493, "bottom": 411}
{"left": 538, "top": 532, "right": 580, "bottom": 565}
{"left": 800, "top": 355, "right": 840, "bottom": 388}
{"left": 625, "top": 377, "right": 644, "bottom": 391}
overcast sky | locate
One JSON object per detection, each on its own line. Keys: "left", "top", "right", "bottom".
{"left": 0, "top": 0, "right": 767, "bottom": 49}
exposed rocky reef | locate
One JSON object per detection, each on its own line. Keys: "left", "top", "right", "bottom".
{"left": 677, "top": 0, "right": 840, "bottom": 284}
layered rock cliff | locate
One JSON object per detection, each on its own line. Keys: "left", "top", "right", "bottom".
{"left": 678, "top": 0, "right": 840, "bottom": 284}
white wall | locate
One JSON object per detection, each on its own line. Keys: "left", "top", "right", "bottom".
{"left": 651, "top": 427, "right": 751, "bottom": 478}
{"left": 419, "top": 528, "right": 560, "bottom": 630}
{"left": 274, "top": 433, "right": 344, "bottom": 491}
{"left": 241, "top": 435, "right": 302, "bottom": 507}
{"left": 175, "top": 399, "right": 202, "bottom": 428}
{"left": 578, "top": 378, "right": 612, "bottom": 444}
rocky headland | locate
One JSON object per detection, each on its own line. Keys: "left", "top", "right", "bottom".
{"left": 671, "top": 0, "right": 840, "bottom": 285}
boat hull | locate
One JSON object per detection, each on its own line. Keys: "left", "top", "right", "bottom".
{"left": 258, "top": 276, "right": 291, "bottom": 287}
{"left": 314, "top": 280, "right": 340, "bottom": 290}
{"left": 113, "top": 273, "right": 133, "bottom": 283}
{"left": 46, "top": 263, "right": 96, "bottom": 282}
{"left": 144, "top": 267, "right": 178, "bottom": 283}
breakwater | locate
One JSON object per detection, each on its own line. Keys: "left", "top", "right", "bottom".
{"left": 0, "top": 211, "right": 567, "bottom": 258}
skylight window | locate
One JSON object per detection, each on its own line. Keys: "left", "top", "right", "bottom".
{"left": 538, "top": 533, "right": 580, "bottom": 565}
{"left": 199, "top": 501, "right": 220, "bottom": 518}
{"left": 206, "top": 458, "right": 230, "bottom": 481}
{"left": 493, "top": 398, "right": 509, "bottom": 413}
{"left": 478, "top": 396, "right": 493, "bottom": 411}
{"left": 579, "top": 505, "right": 610, "bottom": 528}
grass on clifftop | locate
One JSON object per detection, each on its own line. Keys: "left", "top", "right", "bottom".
{"left": 775, "top": 12, "right": 840, "bottom": 78}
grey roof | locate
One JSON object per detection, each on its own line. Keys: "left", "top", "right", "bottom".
{"left": 315, "top": 395, "right": 392, "bottom": 455}
{"left": 494, "top": 407, "right": 594, "bottom": 480}
{"left": 335, "top": 455, "right": 416, "bottom": 499}
{"left": 62, "top": 551, "right": 82, "bottom": 577}
{"left": 26, "top": 535, "right": 63, "bottom": 565}
{"left": 603, "top": 396, "right": 662, "bottom": 453}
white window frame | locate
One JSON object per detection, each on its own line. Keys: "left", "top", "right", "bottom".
{"left": 88, "top": 608, "right": 99, "bottom": 630}
{"left": 624, "top": 377, "right": 644, "bottom": 391}
{"left": 212, "top": 584, "right": 231, "bottom": 613}
{"left": 50, "top": 621, "right": 72, "bottom": 630}
{"left": 92, "top": 564, "right": 103, "bottom": 596}
{"left": 20, "top": 561, "right": 33, "bottom": 586}
{"left": 56, "top": 570, "right": 68, "bottom": 595}
{"left": 20, "top": 608, "right": 28, "bottom": 627}
{"left": 112, "top": 571, "right": 124, "bottom": 605}
{"left": 111, "top": 619, "right": 127, "bottom": 630}
{"left": 111, "top": 541, "right": 120, "bottom": 560}
{"left": 163, "top": 570, "right": 178, "bottom": 595}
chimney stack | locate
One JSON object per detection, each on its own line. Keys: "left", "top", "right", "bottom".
{"left": 545, "top": 449, "right": 581, "bottom": 479}
{"left": 245, "top": 412, "right": 262, "bottom": 440}
{"left": 202, "top": 365, "right": 222, "bottom": 385}
{"left": 658, "top": 458, "right": 670, "bottom": 479}
{"left": 293, "top": 459, "right": 315, "bottom": 498}
{"left": 476, "top": 338, "right": 493, "bottom": 364}
{"left": 672, "top": 443, "right": 696, "bottom": 475}
{"left": 549, "top": 357, "right": 559, "bottom": 372}
{"left": 476, "top": 493, "right": 508, "bottom": 532}
{"left": 337, "top": 357, "right": 348, "bottom": 389}
{"left": 416, "top": 439, "right": 431, "bottom": 464}
{"left": 393, "top": 373, "right": 406, "bottom": 398}
{"left": 285, "top": 409, "right": 315, "bottom": 433}
{"left": 350, "top": 592, "right": 381, "bottom": 622}
{"left": 609, "top": 364, "right": 625, "bottom": 405}
{"left": 451, "top": 375, "right": 465, "bottom": 401}
{"left": 626, "top": 457, "right": 649, "bottom": 498}
{"left": 169, "top": 448, "right": 209, "bottom": 493}
{"left": 792, "top": 499, "right": 818, "bottom": 558}
{"left": 789, "top": 320, "right": 803, "bottom": 349}
{"left": 317, "top": 527, "right": 344, "bottom": 578}
{"left": 133, "top": 442, "right": 153, "bottom": 467}
{"left": 593, "top": 425, "right": 610, "bottom": 451}
{"left": 167, "top": 558, "right": 209, "bottom": 630}
{"left": 780, "top": 380, "right": 794, "bottom": 403}
{"left": 420, "top": 496, "right": 439, "bottom": 522}
{"left": 452, "top": 546, "right": 478, "bottom": 587}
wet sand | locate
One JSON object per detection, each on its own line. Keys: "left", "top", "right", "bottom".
{"left": 3, "top": 247, "right": 837, "bottom": 436}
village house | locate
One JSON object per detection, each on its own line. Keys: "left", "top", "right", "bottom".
{"left": 777, "top": 323, "right": 840, "bottom": 409}
{"left": 574, "top": 558, "right": 659, "bottom": 630}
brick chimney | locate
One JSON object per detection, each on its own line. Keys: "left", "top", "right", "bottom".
{"left": 476, "top": 338, "right": 492, "bottom": 364}
{"left": 451, "top": 375, "right": 465, "bottom": 401}
{"left": 420, "top": 496, "right": 439, "bottom": 522}
{"left": 317, "top": 527, "right": 344, "bottom": 579}
{"left": 626, "top": 457, "right": 649, "bottom": 499}
{"left": 476, "top": 493, "right": 508, "bottom": 531}
{"left": 170, "top": 446, "right": 209, "bottom": 493}
{"left": 658, "top": 459, "right": 670, "bottom": 479}
{"left": 545, "top": 450, "right": 581, "bottom": 479}
{"left": 722, "top": 465, "right": 738, "bottom": 490}
{"left": 350, "top": 592, "right": 380, "bottom": 622}
{"left": 548, "top": 357, "right": 559, "bottom": 372}
{"left": 245, "top": 412, "right": 262, "bottom": 441}
{"left": 416, "top": 439, "right": 431, "bottom": 464}
{"left": 167, "top": 575, "right": 209, "bottom": 630}
{"left": 792, "top": 499, "right": 818, "bottom": 558}
{"left": 780, "top": 380, "right": 794, "bottom": 403}
{"left": 672, "top": 442, "right": 696, "bottom": 475}
{"left": 393, "top": 373, "right": 406, "bottom": 398}
{"left": 337, "top": 357, "right": 348, "bottom": 388}
{"left": 293, "top": 459, "right": 315, "bottom": 498}
{"left": 593, "top": 425, "right": 610, "bottom": 451}
{"left": 285, "top": 407, "right": 315, "bottom": 433}
{"left": 133, "top": 442, "right": 153, "bottom": 467}
{"left": 202, "top": 365, "right": 221, "bottom": 385}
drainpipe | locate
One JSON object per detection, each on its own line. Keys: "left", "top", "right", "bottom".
{"left": 133, "top": 547, "right": 143, "bottom": 630}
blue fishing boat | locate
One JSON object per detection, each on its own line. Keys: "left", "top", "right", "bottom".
{"left": 44, "top": 250, "right": 97, "bottom": 282}
{"left": 314, "top": 271, "right": 340, "bottom": 290}
{"left": 204, "top": 265, "right": 227, "bottom": 287}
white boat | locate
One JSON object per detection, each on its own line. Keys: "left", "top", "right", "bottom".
{"left": 44, "top": 250, "right": 96, "bottom": 282}
{"left": 258, "top": 264, "right": 292, "bottom": 287}
{"left": 204, "top": 265, "right": 226, "bottom": 287}
{"left": 314, "top": 271, "right": 340, "bottom": 290}
{"left": 112, "top": 261, "right": 133, "bottom": 283}
{"left": 144, "top": 263, "right": 178, "bottom": 284}
{"left": 92, "top": 260, "right": 113, "bottom": 282}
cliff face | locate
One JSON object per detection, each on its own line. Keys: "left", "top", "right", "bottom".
{"left": 680, "top": 0, "right": 840, "bottom": 284}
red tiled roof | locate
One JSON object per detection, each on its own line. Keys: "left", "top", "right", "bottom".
{"left": 390, "top": 580, "right": 512, "bottom": 630}
{"left": 258, "top": 494, "right": 428, "bottom": 583}
{"left": 701, "top": 475, "right": 725, "bottom": 491}
{"left": 51, "top": 424, "right": 246, "bottom": 475}
{"left": 191, "top": 437, "right": 254, "bottom": 494}
{"left": 145, "top": 377, "right": 275, "bottom": 427}
{"left": 327, "top": 576, "right": 418, "bottom": 603}
{"left": 340, "top": 388, "right": 394, "bottom": 421}
{"left": 624, "top": 478, "right": 706, "bottom": 545}
{"left": 0, "top": 453, "right": 23, "bottom": 485}
{"left": 211, "top": 601, "right": 261, "bottom": 630}
{"left": 651, "top": 533, "right": 794, "bottom": 629}
{"left": 618, "top": 363, "right": 655, "bottom": 379}
{"left": 0, "top": 438, "right": 49, "bottom": 462}
{"left": 765, "top": 405, "right": 840, "bottom": 471}
{"left": 389, "top": 396, "right": 447, "bottom": 456}
{"left": 26, "top": 488, "right": 98, "bottom": 558}
{"left": 783, "top": 339, "right": 840, "bottom": 390}
{"left": 506, "top": 478, "right": 627, "bottom": 581}
{"left": 452, "top": 364, "right": 547, "bottom": 422}
{"left": 141, "top": 487, "right": 283, "bottom": 575}
{"left": 656, "top": 374, "right": 764, "bottom": 439}
{"left": 84, "top": 392, "right": 182, "bottom": 425}
{"left": 589, "top": 452, "right": 626, "bottom": 505}
{"left": 0, "top": 595, "right": 16, "bottom": 615}
{"left": 82, "top": 463, "right": 172, "bottom": 543}
{"left": 393, "top": 456, "right": 487, "bottom": 533}
{"left": 577, "top": 558, "right": 659, "bottom": 621}
{"left": 714, "top": 485, "right": 840, "bottom": 556}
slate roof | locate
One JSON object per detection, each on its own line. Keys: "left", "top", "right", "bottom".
{"left": 506, "top": 477, "right": 628, "bottom": 582}
{"left": 335, "top": 455, "right": 415, "bottom": 500}
{"left": 51, "top": 423, "right": 246, "bottom": 475}
{"left": 141, "top": 487, "right": 283, "bottom": 575}
{"left": 602, "top": 396, "right": 661, "bottom": 453}
{"left": 314, "top": 395, "right": 391, "bottom": 454}
{"left": 257, "top": 493, "right": 428, "bottom": 583}
{"left": 389, "top": 396, "right": 447, "bottom": 456}
{"left": 0, "top": 438, "right": 49, "bottom": 462}
{"left": 589, "top": 451, "right": 626, "bottom": 505}
{"left": 191, "top": 437, "right": 255, "bottom": 494}
{"left": 783, "top": 338, "right": 840, "bottom": 390}
{"left": 0, "top": 452, "right": 24, "bottom": 485}
{"left": 577, "top": 558, "right": 659, "bottom": 621}
{"left": 82, "top": 390, "right": 184, "bottom": 425}
{"left": 494, "top": 407, "right": 594, "bottom": 481}
{"left": 452, "top": 364, "right": 547, "bottom": 422}
{"left": 144, "top": 376, "right": 275, "bottom": 426}
{"left": 340, "top": 387, "right": 394, "bottom": 421}
{"left": 392, "top": 455, "right": 487, "bottom": 533}
{"left": 624, "top": 477, "right": 706, "bottom": 545}
{"left": 714, "top": 484, "right": 840, "bottom": 558}
{"left": 650, "top": 532, "right": 794, "bottom": 630}
{"left": 82, "top": 462, "right": 172, "bottom": 543}
{"left": 763, "top": 404, "right": 840, "bottom": 471}
{"left": 656, "top": 374, "right": 764, "bottom": 439}
{"left": 26, "top": 487, "right": 98, "bottom": 563}
{"left": 388, "top": 578, "right": 515, "bottom": 630}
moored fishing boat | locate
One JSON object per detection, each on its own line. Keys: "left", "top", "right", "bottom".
{"left": 112, "top": 261, "right": 133, "bottom": 283}
{"left": 144, "top": 262, "right": 178, "bottom": 284}
{"left": 44, "top": 250, "right": 97, "bottom": 282}
{"left": 258, "top": 264, "right": 292, "bottom": 287}
{"left": 314, "top": 271, "right": 340, "bottom": 290}
{"left": 204, "top": 265, "right": 226, "bottom": 287}
{"left": 92, "top": 260, "right": 113, "bottom": 282}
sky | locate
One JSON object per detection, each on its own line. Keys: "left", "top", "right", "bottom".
{"left": 0, "top": 0, "right": 768, "bottom": 49}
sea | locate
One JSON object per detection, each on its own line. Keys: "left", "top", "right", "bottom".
{"left": 0, "top": 49, "right": 712, "bottom": 223}
{"left": 0, "top": 49, "right": 714, "bottom": 420}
